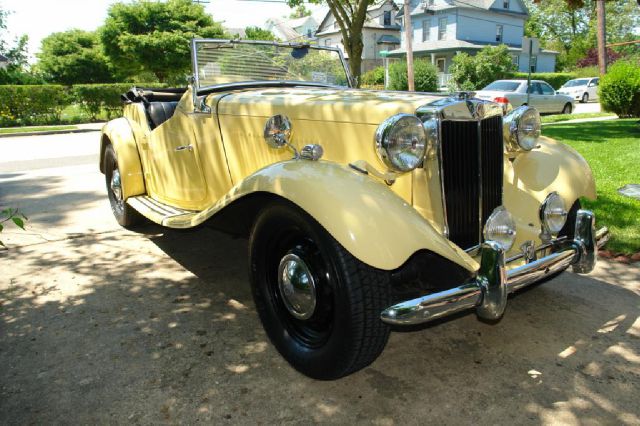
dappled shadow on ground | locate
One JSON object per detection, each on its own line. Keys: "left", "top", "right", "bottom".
{"left": 1, "top": 227, "right": 639, "bottom": 424}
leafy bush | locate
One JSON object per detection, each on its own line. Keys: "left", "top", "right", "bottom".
{"left": 576, "top": 48, "right": 622, "bottom": 68}
{"left": 506, "top": 72, "right": 578, "bottom": 90}
{"left": 449, "top": 45, "right": 516, "bottom": 91}
{"left": 0, "top": 85, "right": 71, "bottom": 126}
{"left": 572, "top": 66, "right": 599, "bottom": 78}
{"left": 361, "top": 66, "right": 385, "bottom": 87}
{"left": 388, "top": 59, "right": 438, "bottom": 92}
{"left": 599, "top": 61, "right": 640, "bottom": 118}
{"left": 73, "top": 83, "right": 135, "bottom": 120}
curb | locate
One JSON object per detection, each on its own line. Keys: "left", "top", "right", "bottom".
{"left": 0, "top": 128, "right": 101, "bottom": 138}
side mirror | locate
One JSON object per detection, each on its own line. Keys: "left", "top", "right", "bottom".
{"left": 264, "top": 115, "right": 292, "bottom": 149}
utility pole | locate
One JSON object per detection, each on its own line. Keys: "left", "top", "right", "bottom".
{"left": 596, "top": 0, "right": 607, "bottom": 74}
{"left": 403, "top": 0, "right": 415, "bottom": 91}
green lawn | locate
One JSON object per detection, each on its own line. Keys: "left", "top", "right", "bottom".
{"left": 541, "top": 112, "right": 617, "bottom": 124}
{"left": 0, "top": 125, "right": 77, "bottom": 135}
{"left": 542, "top": 119, "right": 640, "bottom": 254}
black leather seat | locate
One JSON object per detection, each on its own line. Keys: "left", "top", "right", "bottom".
{"left": 147, "top": 101, "right": 178, "bottom": 129}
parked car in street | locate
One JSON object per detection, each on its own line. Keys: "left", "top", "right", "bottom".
{"left": 475, "top": 79, "right": 575, "bottom": 114}
{"left": 99, "top": 39, "right": 608, "bottom": 379}
{"left": 557, "top": 77, "right": 599, "bottom": 103}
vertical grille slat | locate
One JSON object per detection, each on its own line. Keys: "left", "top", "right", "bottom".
{"left": 439, "top": 115, "right": 503, "bottom": 249}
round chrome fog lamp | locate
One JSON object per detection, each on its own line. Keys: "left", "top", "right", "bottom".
{"left": 375, "top": 113, "right": 428, "bottom": 173}
{"left": 483, "top": 206, "right": 516, "bottom": 251}
{"left": 540, "top": 192, "right": 567, "bottom": 235}
{"left": 503, "top": 106, "right": 541, "bottom": 152}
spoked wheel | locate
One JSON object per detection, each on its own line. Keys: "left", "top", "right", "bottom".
{"left": 581, "top": 93, "right": 589, "bottom": 103}
{"left": 104, "top": 144, "right": 142, "bottom": 228}
{"left": 249, "top": 202, "right": 391, "bottom": 379}
{"left": 562, "top": 103, "right": 572, "bottom": 114}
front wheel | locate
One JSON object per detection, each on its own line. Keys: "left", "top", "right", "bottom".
{"left": 249, "top": 202, "right": 391, "bottom": 379}
{"left": 581, "top": 93, "right": 589, "bottom": 103}
{"left": 562, "top": 103, "right": 572, "bottom": 114}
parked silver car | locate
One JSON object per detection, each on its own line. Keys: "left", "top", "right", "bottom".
{"left": 557, "top": 77, "right": 599, "bottom": 103}
{"left": 475, "top": 79, "right": 575, "bottom": 114}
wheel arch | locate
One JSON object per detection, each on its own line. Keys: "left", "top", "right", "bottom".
{"left": 199, "top": 160, "right": 478, "bottom": 272}
{"left": 99, "top": 118, "right": 146, "bottom": 200}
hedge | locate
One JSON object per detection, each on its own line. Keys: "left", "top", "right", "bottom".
{"left": 599, "top": 61, "right": 640, "bottom": 118}
{"left": 388, "top": 60, "right": 438, "bottom": 92}
{"left": 0, "top": 82, "right": 169, "bottom": 126}
{"left": 506, "top": 72, "right": 578, "bottom": 90}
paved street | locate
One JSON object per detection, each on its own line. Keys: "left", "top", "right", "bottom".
{"left": 1, "top": 131, "right": 639, "bottom": 424}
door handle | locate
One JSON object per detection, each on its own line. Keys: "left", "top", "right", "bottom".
{"left": 175, "top": 145, "right": 193, "bottom": 152}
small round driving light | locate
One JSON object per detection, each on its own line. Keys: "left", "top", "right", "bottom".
{"left": 375, "top": 114, "right": 428, "bottom": 173}
{"left": 483, "top": 206, "right": 517, "bottom": 251}
{"left": 503, "top": 106, "right": 541, "bottom": 152}
{"left": 540, "top": 192, "right": 567, "bottom": 235}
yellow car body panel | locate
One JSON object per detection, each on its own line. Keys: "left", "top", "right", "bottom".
{"left": 101, "top": 86, "right": 597, "bottom": 271}
{"left": 100, "top": 117, "right": 145, "bottom": 200}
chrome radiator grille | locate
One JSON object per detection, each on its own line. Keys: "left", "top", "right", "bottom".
{"left": 439, "top": 115, "right": 504, "bottom": 249}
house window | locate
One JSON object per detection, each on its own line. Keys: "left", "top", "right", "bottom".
{"left": 307, "top": 29, "right": 312, "bottom": 38}
{"left": 438, "top": 17, "right": 447, "bottom": 40}
{"left": 325, "top": 38, "right": 331, "bottom": 47}
{"left": 511, "top": 54, "right": 519, "bottom": 66}
{"left": 383, "top": 11, "right": 391, "bottom": 26}
{"left": 422, "top": 19, "right": 430, "bottom": 41}
{"left": 503, "top": 0, "right": 509, "bottom": 9}
{"left": 496, "top": 25, "right": 503, "bottom": 43}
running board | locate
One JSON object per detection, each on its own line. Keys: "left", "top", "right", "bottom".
{"left": 126, "top": 196, "right": 200, "bottom": 228}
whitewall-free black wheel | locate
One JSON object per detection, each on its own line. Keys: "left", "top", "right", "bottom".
{"left": 104, "top": 144, "right": 142, "bottom": 228}
{"left": 249, "top": 202, "right": 391, "bottom": 380}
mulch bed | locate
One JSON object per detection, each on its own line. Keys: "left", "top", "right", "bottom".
{"left": 599, "top": 250, "right": 640, "bottom": 264}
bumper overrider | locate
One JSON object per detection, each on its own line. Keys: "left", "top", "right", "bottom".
{"left": 381, "top": 210, "right": 610, "bottom": 325}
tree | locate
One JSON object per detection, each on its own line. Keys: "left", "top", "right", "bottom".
{"left": 286, "top": 0, "right": 378, "bottom": 86}
{"left": 36, "top": 30, "right": 114, "bottom": 84}
{"left": 449, "top": 45, "right": 516, "bottom": 91}
{"left": 525, "top": 0, "right": 640, "bottom": 70}
{"left": 244, "top": 26, "right": 277, "bottom": 41}
{"left": 0, "top": 6, "right": 38, "bottom": 84}
{"left": 100, "top": 0, "right": 225, "bottom": 83}
{"left": 289, "top": 4, "right": 312, "bottom": 18}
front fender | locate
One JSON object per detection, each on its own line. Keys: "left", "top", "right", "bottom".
{"left": 188, "top": 160, "right": 478, "bottom": 272}
{"left": 99, "top": 118, "right": 145, "bottom": 200}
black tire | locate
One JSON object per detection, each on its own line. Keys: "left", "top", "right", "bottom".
{"left": 581, "top": 93, "right": 589, "bottom": 103}
{"left": 562, "top": 103, "right": 572, "bottom": 114}
{"left": 249, "top": 202, "right": 391, "bottom": 380}
{"left": 104, "top": 144, "right": 142, "bottom": 228}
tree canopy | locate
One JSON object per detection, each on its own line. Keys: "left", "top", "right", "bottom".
{"left": 449, "top": 45, "right": 516, "bottom": 91}
{"left": 0, "top": 6, "right": 39, "bottom": 84}
{"left": 37, "top": 30, "right": 114, "bottom": 85}
{"left": 100, "top": 0, "right": 225, "bottom": 83}
{"left": 244, "top": 26, "right": 277, "bottom": 41}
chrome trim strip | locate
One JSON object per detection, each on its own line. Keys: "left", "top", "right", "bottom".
{"left": 477, "top": 120, "right": 483, "bottom": 245}
{"left": 381, "top": 211, "right": 608, "bottom": 326}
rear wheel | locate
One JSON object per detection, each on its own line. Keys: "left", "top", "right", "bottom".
{"left": 104, "top": 144, "right": 142, "bottom": 228}
{"left": 249, "top": 202, "right": 391, "bottom": 380}
{"left": 581, "top": 93, "right": 589, "bottom": 103}
{"left": 562, "top": 103, "right": 572, "bottom": 114}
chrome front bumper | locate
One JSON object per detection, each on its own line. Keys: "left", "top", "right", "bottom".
{"left": 381, "top": 210, "right": 610, "bottom": 326}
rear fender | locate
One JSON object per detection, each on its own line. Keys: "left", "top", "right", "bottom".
{"left": 99, "top": 118, "right": 145, "bottom": 200}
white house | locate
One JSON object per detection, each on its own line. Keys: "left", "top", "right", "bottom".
{"left": 391, "top": 0, "right": 558, "bottom": 86}
{"left": 315, "top": 0, "right": 401, "bottom": 73}
{"left": 265, "top": 15, "right": 319, "bottom": 42}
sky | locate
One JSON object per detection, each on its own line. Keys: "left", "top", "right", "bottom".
{"left": 0, "top": 0, "right": 328, "bottom": 61}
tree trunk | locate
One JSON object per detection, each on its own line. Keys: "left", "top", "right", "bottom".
{"left": 403, "top": 0, "right": 414, "bottom": 91}
{"left": 346, "top": 32, "right": 364, "bottom": 87}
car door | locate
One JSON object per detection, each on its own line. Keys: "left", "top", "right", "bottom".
{"left": 527, "top": 82, "right": 546, "bottom": 112}
{"left": 147, "top": 95, "right": 209, "bottom": 210}
{"left": 589, "top": 78, "right": 599, "bottom": 100}
{"left": 539, "top": 82, "right": 559, "bottom": 113}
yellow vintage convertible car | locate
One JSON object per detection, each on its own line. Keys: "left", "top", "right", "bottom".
{"left": 100, "top": 39, "right": 608, "bottom": 379}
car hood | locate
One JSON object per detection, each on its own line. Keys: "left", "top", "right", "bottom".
{"left": 215, "top": 87, "right": 444, "bottom": 125}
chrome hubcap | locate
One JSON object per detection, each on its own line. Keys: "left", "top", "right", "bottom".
{"left": 277, "top": 253, "right": 317, "bottom": 320}
{"left": 110, "top": 169, "right": 123, "bottom": 201}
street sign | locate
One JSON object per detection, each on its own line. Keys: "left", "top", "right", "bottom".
{"left": 379, "top": 50, "right": 390, "bottom": 57}
{"left": 521, "top": 37, "right": 540, "bottom": 54}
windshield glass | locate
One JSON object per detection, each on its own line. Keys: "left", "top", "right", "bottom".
{"left": 562, "top": 79, "right": 589, "bottom": 87}
{"left": 482, "top": 81, "right": 521, "bottom": 92}
{"left": 193, "top": 40, "right": 350, "bottom": 88}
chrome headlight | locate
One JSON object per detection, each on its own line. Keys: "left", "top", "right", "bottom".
{"left": 540, "top": 192, "right": 567, "bottom": 236}
{"left": 503, "top": 106, "right": 541, "bottom": 152}
{"left": 483, "top": 206, "right": 516, "bottom": 251}
{"left": 375, "top": 114, "right": 428, "bottom": 173}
